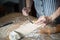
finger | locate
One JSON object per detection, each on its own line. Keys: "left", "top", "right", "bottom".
{"left": 35, "top": 19, "right": 46, "bottom": 25}
{"left": 35, "top": 18, "right": 43, "bottom": 24}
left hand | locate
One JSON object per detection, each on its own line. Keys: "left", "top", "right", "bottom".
{"left": 35, "top": 16, "right": 55, "bottom": 34}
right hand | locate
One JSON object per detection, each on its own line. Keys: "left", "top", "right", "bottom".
{"left": 35, "top": 16, "right": 52, "bottom": 25}
{"left": 22, "top": 7, "right": 31, "bottom": 16}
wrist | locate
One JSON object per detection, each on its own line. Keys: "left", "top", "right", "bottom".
{"left": 26, "top": 7, "right": 31, "bottom": 13}
{"left": 50, "top": 15, "right": 54, "bottom": 21}
{"left": 45, "top": 16, "right": 52, "bottom": 24}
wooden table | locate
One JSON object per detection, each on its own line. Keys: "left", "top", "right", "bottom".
{"left": 0, "top": 13, "right": 60, "bottom": 40}
{"left": 0, "top": 12, "right": 36, "bottom": 40}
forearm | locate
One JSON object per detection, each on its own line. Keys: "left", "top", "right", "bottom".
{"left": 50, "top": 7, "right": 60, "bottom": 21}
{"left": 26, "top": 0, "right": 33, "bottom": 8}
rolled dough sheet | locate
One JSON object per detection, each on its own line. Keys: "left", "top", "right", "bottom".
{"left": 15, "top": 21, "right": 44, "bottom": 36}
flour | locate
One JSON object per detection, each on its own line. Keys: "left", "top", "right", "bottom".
{"left": 9, "top": 21, "right": 45, "bottom": 40}
{"left": 15, "top": 22, "right": 44, "bottom": 36}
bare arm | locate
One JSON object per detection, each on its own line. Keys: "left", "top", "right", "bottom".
{"left": 46, "top": 7, "right": 60, "bottom": 33}
{"left": 26, "top": 0, "right": 33, "bottom": 8}
{"left": 22, "top": 0, "right": 33, "bottom": 16}
{"left": 50, "top": 7, "right": 60, "bottom": 21}
{"left": 46, "top": 9, "right": 60, "bottom": 34}
{"left": 35, "top": 7, "right": 60, "bottom": 34}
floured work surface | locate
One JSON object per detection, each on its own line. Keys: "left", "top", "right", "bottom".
{"left": 15, "top": 20, "right": 45, "bottom": 36}
{"left": 0, "top": 13, "right": 60, "bottom": 40}
{"left": 0, "top": 13, "right": 36, "bottom": 40}
{"left": 15, "top": 21, "right": 60, "bottom": 40}
{"left": 9, "top": 22, "right": 60, "bottom": 40}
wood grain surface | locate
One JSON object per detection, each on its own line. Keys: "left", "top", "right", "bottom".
{"left": 0, "top": 13, "right": 60, "bottom": 40}
{"left": 0, "top": 12, "right": 36, "bottom": 40}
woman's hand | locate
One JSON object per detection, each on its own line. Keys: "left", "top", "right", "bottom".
{"left": 35, "top": 16, "right": 52, "bottom": 25}
{"left": 35, "top": 16, "right": 56, "bottom": 34}
{"left": 22, "top": 7, "right": 31, "bottom": 16}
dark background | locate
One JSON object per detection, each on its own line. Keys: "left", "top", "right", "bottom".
{"left": 0, "top": 0, "right": 36, "bottom": 17}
